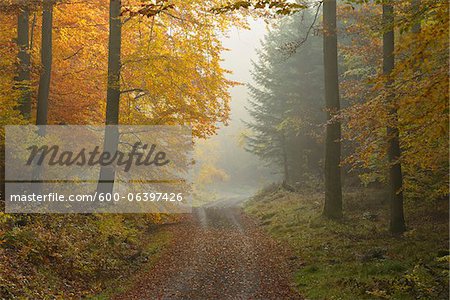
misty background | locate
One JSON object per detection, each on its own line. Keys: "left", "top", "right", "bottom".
{"left": 193, "top": 19, "right": 278, "bottom": 203}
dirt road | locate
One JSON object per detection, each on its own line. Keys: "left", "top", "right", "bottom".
{"left": 114, "top": 200, "right": 302, "bottom": 300}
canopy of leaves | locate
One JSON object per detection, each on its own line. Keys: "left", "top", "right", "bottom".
{"left": 0, "top": 0, "right": 242, "bottom": 137}
{"left": 211, "top": 0, "right": 307, "bottom": 16}
{"left": 339, "top": 0, "right": 449, "bottom": 199}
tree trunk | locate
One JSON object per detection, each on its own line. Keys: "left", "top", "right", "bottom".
{"left": 281, "top": 132, "right": 290, "bottom": 184}
{"left": 105, "top": 0, "right": 122, "bottom": 126}
{"left": 322, "top": 0, "right": 342, "bottom": 219}
{"left": 32, "top": 0, "right": 53, "bottom": 194}
{"left": 16, "top": 5, "right": 31, "bottom": 119}
{"left": 36, "top": 0, "right": 53, "bottom": 128}
{"left": 383, "top": 2, "right": 406, "bottom": 234}
{"left": 97, "top": 0, "right": 122, "bottom": 194}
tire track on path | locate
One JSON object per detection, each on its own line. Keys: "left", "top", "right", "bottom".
{"left": 114, "top": 200, "right": 302, "bottom": 300}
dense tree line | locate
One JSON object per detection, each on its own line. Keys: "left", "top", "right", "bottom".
{"left": 245, "top": 12, "right": 324, "bottom": 186}
{"left": 246, "top": 0, "right": 448, "bottom": 233}
{"left": 0, "top": 1, "right": 244, "bottom": 297}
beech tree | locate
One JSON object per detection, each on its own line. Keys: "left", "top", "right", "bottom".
{"left": 382, "top": 1, "right": 406, "bottom": 234}
{"left": 16, "top": 3, "right": 31, "bottom": 119}
{"left": 96, "top": 0, "right": 122, "bottom": 194}
{"left": 322, "top": 0, "right": 342, "bottom": 219}
{"left": 36, "top": 0, "right": 53, "bottom": 127}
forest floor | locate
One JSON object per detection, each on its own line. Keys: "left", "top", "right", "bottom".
{"left": 107, "top": 199, "right": 302, "bottom": 300}
{"left": 244, "top": 184, "right": 449, "bottom": 299}
{"left": 75, "top": 186, "right": 448, "bottom": 300}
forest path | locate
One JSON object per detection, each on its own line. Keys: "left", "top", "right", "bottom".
{"left": 113, "top": 198, "right": 302, "bottom": 300}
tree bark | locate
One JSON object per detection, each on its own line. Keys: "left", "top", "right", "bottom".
{"left": 97, "top": 0, "right": 122, "bottom": 194}
{"left": 322, "top": 0, "right": 342, "bottom": 219}
{"left": 383, "top": 2, "right": 406, "bottom": 234}
{"left": 16, "top": 5, "right": 31, "bottom": 119}
{"left": 32, "top": 0, "right": 53, "bottom": 193}
{"left": 105, "top": 0, "right": 122, "bottom": 126}
{"left": 36, "top": 0, "right": 53, "bottom": 128}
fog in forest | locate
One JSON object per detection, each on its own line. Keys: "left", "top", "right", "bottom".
{"left": 1, "top": 1, "right": 448, "bottom": 298}
{"left": 193, "top": 19, "right": 278, "bottom": 203}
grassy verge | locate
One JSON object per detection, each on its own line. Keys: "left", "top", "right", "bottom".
{"left": 244, "top": 184, "right": 449, "bottom": 299}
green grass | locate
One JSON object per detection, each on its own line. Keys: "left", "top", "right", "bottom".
{"left": 244, "top": 185, "right": 449, "bottom": 299}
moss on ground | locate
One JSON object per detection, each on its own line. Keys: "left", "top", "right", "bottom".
{"left": 244, "top": 184, "right": 449, "bottom": 299}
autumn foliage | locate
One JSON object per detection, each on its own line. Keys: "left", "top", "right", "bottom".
{"left": 0, "top": 0, "right": 241, "bottom": 297}
{"left": 339, "top": 0, "right": 449, "bottom": 200}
